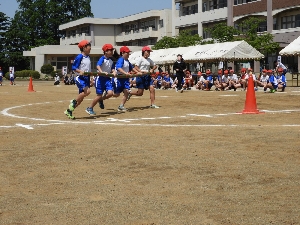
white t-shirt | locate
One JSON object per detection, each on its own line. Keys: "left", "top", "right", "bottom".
{"left": 229, "top": 74, "right": 238, "bottom": 82}
{"left": 276, "top": 62, "right": 287, "bottom": 70}
{"left": 136, "top": 57, "right": 155, "bottom": 72}
{"left": 10, "top": 73, "right": 14, "bottom": 78}
{"left": 260, "top": 75, "right": 269, "bottom": 82}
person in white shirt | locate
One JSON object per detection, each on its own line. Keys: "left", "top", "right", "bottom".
{"left": 255, "top": 69, "right": 269, "bottom": 92}
{"left": 228, "top": 70, "right": 239, "bottom": 91}
{"left": 9, "top": 71, "right": 15, "bottom": 85}
{"left": 129, "top": 46, "right": 159, "bottom": 108}
{"left": 275, "top": 61, "right": 287, "bottom": 75}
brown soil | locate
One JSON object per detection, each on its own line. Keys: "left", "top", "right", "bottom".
{"left": 0, "top": 81, "right": 299, "bottom": 225}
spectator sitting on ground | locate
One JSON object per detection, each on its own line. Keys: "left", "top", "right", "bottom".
{"left": 54, "top": 73, "right": 60, "bottom": 85}
{"left": 214, "top": 70, "right": 223, "bottom": 91}
{"left": 265, "top": 69, "right": 278, "bottom": 93}
{"left": 228, "top": 70, "right": 238, "bottom": 91}
{"left": 237, "top": 68, "right": 248, "bottom": 91}
{"left": 182, "top": 70, "right": 193, "bottom": 90}
{"left": 195, "top": 71, "right": 205, "bottom": 90}
{"left": 255, "top": 69, "right": 269, "bottom": 92}
{"left": 171, "top": 76, "right": 178, "bottom": 90}
{"left": 203, "top": 69, "right": 213, "bottom": 91}
{"left": 161, "top": 72, "right": 172, "bottom": 90}
{"left": 153, "top": 72, "right": 162, "bottom": 89}
{"left": 276, "top": 68, "right": 286, "bottom": 92}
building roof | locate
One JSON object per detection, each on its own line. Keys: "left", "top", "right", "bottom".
{"left": 280, "top": 35, "right": 300, "bottom": 56}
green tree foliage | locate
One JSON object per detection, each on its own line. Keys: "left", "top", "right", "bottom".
{"left": 0, "top": 11, "right": 12, "bottom": 72}
{"left": 153, "top": 30, "right": 207, "bottom": 50}
{"left": 41, "top": 64, "right": 54, "bottom": 74}
{"left": 204, "top": 23, "right": 240, "bottom": 43}
{"left": 1, "top": 0, "right": 94, "bottom": 71}
{"left": 237, "top": 17, "right": 279, "bottom": 54}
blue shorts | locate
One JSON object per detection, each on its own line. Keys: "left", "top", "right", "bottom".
{"left": 136, "top": 75, "right": 153, "bottom": 90}
{"left": 95, "top": 77, "right": 113, "bottom": 95}
{"left": 0, "top": 77, "right": 2, "bottom": 82}
{"left": 272, "top": 84, "right": 278, "bottom": 89}
{"left": 75, "top": 75, "right": 90, "bottom": 93}
{"left": 10, "top": 77, "right": 14, "bottom": 82}
{"left": 204, "top": 83, "right": 213, "bottom": 88}
{"left": 114, "top": 78, "right": 130, "bottom": 94}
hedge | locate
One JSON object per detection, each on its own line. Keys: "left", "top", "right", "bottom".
{"left": 5, "top": 70, "right": 41, "bottom": 79}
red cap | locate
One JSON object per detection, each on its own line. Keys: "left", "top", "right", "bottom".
{"left": 218, "top": 70, "right": 222, "bottom": 75}
{"left": 155, "top": 71, "right": 160, "bottom": 75}
{"left": 230, "top": 70, "right": 234, "bottom": 73}
{"left": 78, "top": 40, "right": 90, "bottom": 49}
{"left": 224, "top": 70, "right": 228, "bottom": 74}
{"left": 120, "top": 46, "right": 131, "bottom": 53}
{"left": 241, "top": 68, "right": 246, "bottom": 72}
{"left": 248, "top": 68, "right": 252, "bottom": 71}
{"left": 278, "top": 68, "right": 283, "bottom": 72}
{"left": 142, "top": 46, "right": 152, "bottom": 52}
{"left": 197, "top": 71, "right": 202, "bottom": 75}
{"left": 102, "top": 44, "right": 114, "bottom": 52}
{"left": 206, "top": 70, "right": 211, "bottom": 74}
{"left": 262, "top": 69, "right": 267, "bottom": 73}
{"left": 267, "top": 70, "right": 272, "bottom": 73}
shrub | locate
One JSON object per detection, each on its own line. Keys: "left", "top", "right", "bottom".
{"left": 41, "top": 64, "right": 54, "bottom": 74}
{"left": 5, "top": 70, "right": 40, "bottom": 79}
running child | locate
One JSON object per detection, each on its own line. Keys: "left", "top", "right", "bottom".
{"left": 86, "top": 44, "right": 116, "bottom": 115}
{"left": 64, "top": 40, "right": 92, "bottom": 119}
{"left": 128, "top": 46, "right": 159, "bottom": 108}
{"left": 114, "top": 46, "right": 140, "bottom": 111}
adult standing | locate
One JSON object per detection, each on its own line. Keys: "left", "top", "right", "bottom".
{"left": 173, "top": 54, "right": 186, "bottom": 93}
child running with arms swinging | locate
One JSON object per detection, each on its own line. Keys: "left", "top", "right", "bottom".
{"left": 64, "top": 40, "right": 92, "bottom": 119}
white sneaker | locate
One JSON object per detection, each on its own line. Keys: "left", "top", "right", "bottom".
{"left": 150, "top": 104, "right": 159, "bottom": 109}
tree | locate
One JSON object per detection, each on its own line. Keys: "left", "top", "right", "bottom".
{"left": 204, "top": 23, "right": 240, "bottom": 43}
{"left": 153, "top": 30, "right": 205, "bottom": 50}
{"left": 0, "top": 11, "right": 11, "bottom": 72}
{"left": 237, "top": 17, "right": 279, "bottom": 54}
{"left": 1, "top": 0, "right": 94, "bottom": 71}
{"left": 41, "top": 64, "right": 54, "bottom": 75}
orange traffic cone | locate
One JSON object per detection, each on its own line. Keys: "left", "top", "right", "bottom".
{"left": 241, "top": 74, "right": 264, "bottom": 114}
{"left": 28, "top": 76, "right": 35, "bottom": 92}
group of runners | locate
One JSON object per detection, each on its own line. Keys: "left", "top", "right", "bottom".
{"left": 64, "top": 40, "right": 159, "bottom": 120}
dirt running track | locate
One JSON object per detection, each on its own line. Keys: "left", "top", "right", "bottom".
{"left": 0, "top": 81, "right": 299, "bottom": 225}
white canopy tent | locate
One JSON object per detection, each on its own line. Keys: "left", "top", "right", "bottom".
{"left": 279, "top": 36, "right": 300, "bottom": 56}
{"left": 183, "top": 40, "right": 264, "bottom": 63}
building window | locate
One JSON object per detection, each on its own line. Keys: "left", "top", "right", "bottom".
{"left": 281, "top": 15, "right": 295, "bottom": 29}
{"left": 296, "top": 14, "right": 300, "bottom": 27}
{"left": 159, "top": 19, "right": 164, "bottom": 28}
{"left": 80, "top": 26, "right": 90, "bottom": 35}
{"left": 219, "top": 0, "right": 227, "bottom": 8}
{"left": 203, "top": 2, "right": 207, "bottom": 12}
{"left": 273, "top": 18, "right": 278, "bottom": 30}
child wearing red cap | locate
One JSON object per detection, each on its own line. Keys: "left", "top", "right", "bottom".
{"left": 265, "top": 70, "right": 278, "bottom": 93}
{"left": 195, "top": 71, "right": 205, "bottom": 90}
{"left": 129, "top": 46, "right": 158, "bottom": 108}
{"left": 214, "top": 70, "right": 223, "bottom": 91}
{"left": 182, "top": 70, "right": 193, "bottom": 90}
{"left": 64, "top": 40, "right": 92, "bottom": 119}
{"left": 203, "top": 70, "right": 213, "bottom": 91}
{"left": 276, "top": 68, "right": 286, "bottom": 92}
{"left": 255, "top": 69, "right": 269, "bottom": 92}
{"left": 114, "top": 46, "right": 140, "bottom": 111}
{"left": 85, "top": 44, "right": 116, "bottom": 115}
{"left": 228, "top": 70, "right": 238, "bottom": 91}
{"left": 161, "top": 71, "right": 172, "bottom": 89}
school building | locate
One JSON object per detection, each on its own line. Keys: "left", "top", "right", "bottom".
{"left": 24, "top": 0, "right": 300, "bottom": 75}
{"left": 172, "top": 0, "right": 300, "bottom": 72}
{"left": 23, "top": 9, "right": 172, "bottom": 73}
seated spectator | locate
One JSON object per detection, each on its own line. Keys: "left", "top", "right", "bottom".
{"left": 236, "top": 68, "right": 248, "bottom": 91}
{"left": 182, "top": 70, "right": 193, "bottom": 90}
{"left": 220, "top": 70, "right": 230, "bottom": 91}
{"left": 153, "top": 72, "right": 163, "bottom": 89}
{"left": 171, "top": 77, "right": 178, "bottom": 90}
{"left": 276, "top": 68, "right": 286, "bottom": 92}
{"left": 265, "top": 69, "right": 278, "bottom": 93}
{"left": 195, "top": 71, "right": 205, "bottom": 90}
{"left": 54, "top": 73, "right": 60, "bottom": 85}
{"left": 228, "top": 70, "right": 238, "bottom": 91}
{"left": 203, "top": 69, "right": 213, "bottom": 91}
{"left": 162, "top": 72, "right": 172, "bottom": 89}
{"left": 255, "top": 69, "right": 269, "bottom": 92}
{"left": 214, "top": 70, "right": 222, "bottom": 91}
